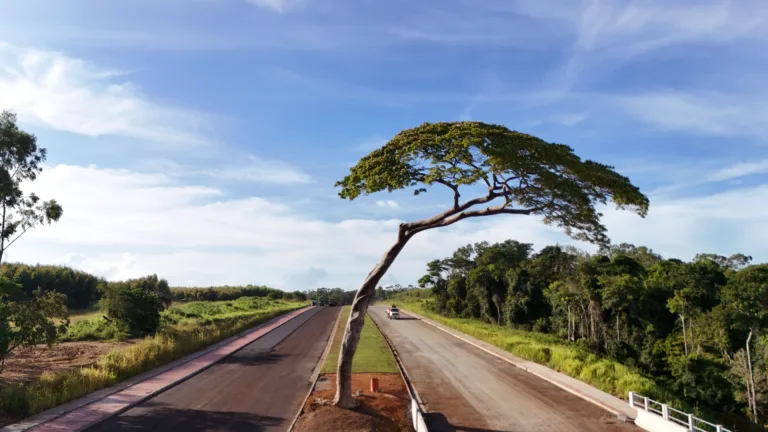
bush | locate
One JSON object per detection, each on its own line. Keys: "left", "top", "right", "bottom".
{"left": 100, "top": 285, "right": 165, "bottom": 336}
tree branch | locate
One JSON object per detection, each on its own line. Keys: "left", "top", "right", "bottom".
{"left": 406, "top": 203, "right": 541, "bottom": 237}
{"left": 402, "top": 191, "right": 500, "bottom": 231}
{"left": 433, "top": 178, "right": 461, "bottom": 209}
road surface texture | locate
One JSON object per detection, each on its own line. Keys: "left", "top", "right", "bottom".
{"left": 88, "top": 306, "right": 340, "bottom": 432}
{"left": 370, "top": 306, "right": 637, "bottom": 432}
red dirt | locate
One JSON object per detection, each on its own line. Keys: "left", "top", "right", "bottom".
{"left": 0, "top": 341, "right": 133, "bottom": 386}
{"left": 293, "top": 373, "right": 412, "bottom": 432}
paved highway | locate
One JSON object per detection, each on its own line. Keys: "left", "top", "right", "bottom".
{"left": 370, "top": 306, "right": 636, "bottom": 432}
{"left": 88, "top": 306, "right": 340, "bottom": 432}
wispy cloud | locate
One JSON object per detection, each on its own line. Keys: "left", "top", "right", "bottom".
{"left": 201, "top": 155, "right": 312, "bottom": 184}
{"left": 617, "top": 91, "right": 768, "bottom": 138}
{"left": 0, "top": 43, "right": 210, "bottom": 145}
{"left": 245, "top": 0, "right": 304, "bottom": 13}
{"left": 376, "top": 200, "right": 399, "bottom": 208}
{"left": 708, "top": 159, "right": 768, "bottom": 182}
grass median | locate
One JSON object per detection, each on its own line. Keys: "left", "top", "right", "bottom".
{"left": 321, "top": 305, "right": 398, "bottom": 374}
{"left": 0, "top": 299, "right": 307, "bottom": 424}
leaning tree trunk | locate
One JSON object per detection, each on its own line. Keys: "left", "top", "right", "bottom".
{"left": 681, "top": 315, "right": 688, "bottom": 356}
{"left": 746, "top": 329, "right": 758, "bottom": 423}
{"left": 333, "top": 235, "right": 411, "bottom": 408}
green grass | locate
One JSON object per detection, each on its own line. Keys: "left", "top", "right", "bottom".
{"left": 0, "top": 299, "right": 306, "bottom": 420}
{"left": 62, "top": 296, "right": 291, "bottom": 342}
{"left": 321, "top": 306, "right": 398, "bottom": 374}
{"left": 395, "top": 299, "right": 683, "bottom": 407}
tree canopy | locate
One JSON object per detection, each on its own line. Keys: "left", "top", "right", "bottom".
{"left": 336, "top": 121, "right": 649, "bottom": 245}
{"left": 0, "top": 110, "right": 63, "bottom": 263}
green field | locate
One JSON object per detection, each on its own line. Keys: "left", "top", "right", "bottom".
{"left": 63, "top": 297, "right": 294, "bottom": 342}
{"left": 321, "top": 305, "right": 398, "bottom": 374}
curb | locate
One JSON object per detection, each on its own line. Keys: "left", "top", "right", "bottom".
{"left": 287, "top": 307, "right": 342, "bottom": 432}
{"left": 308, "top": 306, "right": 342, "bottom": 384}
{"left": 368, "top": 310, "right": 424, "bottom": 407}
{"left": 368, "top": 309, "right": 428, "bottom": 431}
{"left": 8, "top": 306, "right": 315, "bottom": 432}
{"left": 402, "top": 308, "right": 635, "bottom": 422}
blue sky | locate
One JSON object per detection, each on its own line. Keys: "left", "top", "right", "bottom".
{"left": 0, "top": 0, "right": 766, "bottom": 290}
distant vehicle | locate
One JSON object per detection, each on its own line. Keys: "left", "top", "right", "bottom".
{"left": 387, "top": 305, "right": 400, "bottom": 320}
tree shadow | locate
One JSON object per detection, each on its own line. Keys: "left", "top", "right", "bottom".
{"left": 391, "top": 317, "right": 419, "bottom": 321}
{"left": 424, "top": 412, "right": 511, "bottom": 432}
{"left": 86, "top": 402, "right": 285, "bottom": 432}
{"left": 218, "top": 351, "right": 287, "bottom": 366}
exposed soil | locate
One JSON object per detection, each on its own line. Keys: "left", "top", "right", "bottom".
{"left": 293, "top": 373, "right": 412, "bottom": 432}
{"left": 0, "top": 341, "right": 133, "bottom": 386}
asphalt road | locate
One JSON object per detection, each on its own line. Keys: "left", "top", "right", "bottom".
{"left": 88, "top": 306, "right": 340, "bottom": 432}
{"left": 370, "top": 306, "right": 636, "bottom": 432}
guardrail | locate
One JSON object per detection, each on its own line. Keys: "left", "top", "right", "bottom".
{"left": 629, "top": 392, "right": 730, "bottom": 432}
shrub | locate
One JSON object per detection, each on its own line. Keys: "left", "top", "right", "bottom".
{"left": 100, "top": 285, "right": 165, "bottom": 336}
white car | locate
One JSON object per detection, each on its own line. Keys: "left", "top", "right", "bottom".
{"left": 387, "top": 306, "right": 400, "bottom": 320}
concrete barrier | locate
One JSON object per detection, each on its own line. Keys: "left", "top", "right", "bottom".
{"left": 635, "top": 410, "right": 690, "bottom": 432}
{"left": 411, "top": 399, "right": 429, "bottom": 432}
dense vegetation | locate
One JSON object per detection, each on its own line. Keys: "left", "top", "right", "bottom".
{"left": 171, "top": 285, "right": 305, "bottom": 302}
{"left": 306, "top": 287, "right": 356, "bottom": 305}
{"left": 0, "top": 264, "right": 104, "bottom": 309}
{"left": 410, "top": 240, "right": 767, "bottom": 427}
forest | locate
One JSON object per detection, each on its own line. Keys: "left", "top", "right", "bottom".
{"left": 413, "top": 240, "right": 767, "bottom": 425}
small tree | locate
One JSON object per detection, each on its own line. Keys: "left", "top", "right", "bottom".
{"left": 100, "top": 275, "right": 172, "bottom": 336}
{"left": 332, "top": 121, "right": 649, "bottom": 407}
{"left": 0, "top": 111, "right": 63, "bottom": 264}
{"left": 0, "top": 277, "right": 69, "bottom": 372}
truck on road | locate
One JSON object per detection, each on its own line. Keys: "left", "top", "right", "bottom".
{"left": 387, "top": 305, "right": 400, "bottom": 320}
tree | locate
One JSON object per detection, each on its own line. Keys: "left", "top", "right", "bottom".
{"left": 722, "top": 264, "right": 768, "bottom": 423}
{"left": 0, "top": 277, "right": 68, "bottom": 372}
{"left": 100, "top": 275, "right": 172, "bottom": 336}
{"left": 331, "top": 121, "right": 649, "bottom": 407}
{"left": 0, "top": 111, "right": 63, "bottom": 264}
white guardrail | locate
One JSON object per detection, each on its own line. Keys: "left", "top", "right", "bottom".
{"left": 629, "top": 392, "right": 730, "bottom": 432}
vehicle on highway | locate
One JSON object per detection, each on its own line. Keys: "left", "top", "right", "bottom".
{"left": 387, "top": 305, "right": 400, "bottom": 320}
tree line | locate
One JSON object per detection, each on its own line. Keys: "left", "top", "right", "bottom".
{"left": 417, "top": 240, "right": 767, "bottom": 425}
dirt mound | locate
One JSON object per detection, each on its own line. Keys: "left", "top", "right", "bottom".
{"left": 295, "top": 373, "right": 412, "bottom": 431}
{"left": 293, "top": 405, "right": 401, "bottom": 432}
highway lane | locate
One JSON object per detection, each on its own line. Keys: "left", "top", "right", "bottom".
{"left": 88, "top": 306, "right": 340, "bottom": 432}
{"left": 370, "top": 305, "right": 636, "bottom": 432}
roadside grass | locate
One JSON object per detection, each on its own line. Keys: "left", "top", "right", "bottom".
{"left": 395, "top": 299, "right": 684, "bottom": 408}
{"left": 0, "top": 299, "right": 306, "bottom": 422}
{"left": 62, "top": 297, "right": 287, "bottom": 342}
{"left": 321, "top": 306, "right": 398, "bottom": 374}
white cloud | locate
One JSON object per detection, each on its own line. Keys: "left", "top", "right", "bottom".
{"left": 617, "top": 92, "right": 768, "bottom": 137}
{"left": 0, "top": 43, "right": 209, "bottom": 145}
{"left": 200, "top": 155, "right": 312, "bottom": 184}
{"left": 708, "top": 159, "right": 768, "bottom": 182}
{"left": 8, "top": 164, "right": 767, "bottom": 290}
{"left": 376, "top": 200, "right": 399, "bottom": 208}
{"left": 246, "top": 0, "right": 303, "bottom": 13}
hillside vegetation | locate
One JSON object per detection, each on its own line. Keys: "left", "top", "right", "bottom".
{"left": 401, "top": 240, "right": 767, "bottom": 429}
